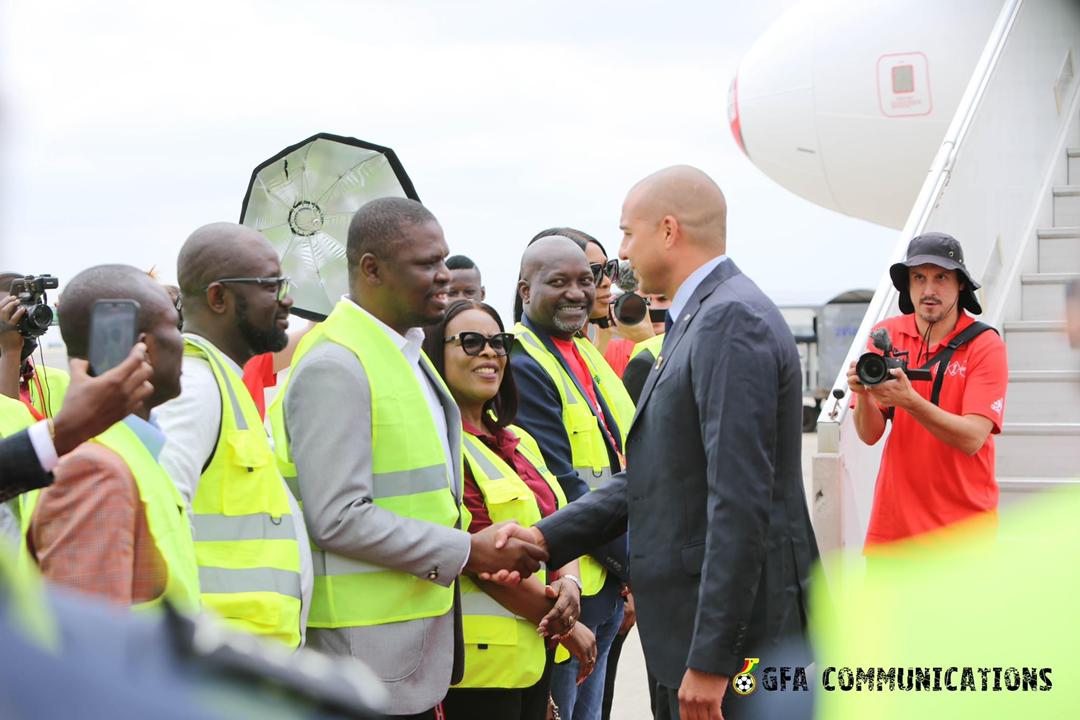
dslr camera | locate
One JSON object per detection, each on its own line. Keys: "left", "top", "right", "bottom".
{"left": 855, "top": 328, "right": 932, "bottom": 386}
{"left": 611, "top": 260, "right": 650, "bottom": 325}
{"left": 9, "top": 274, "right": 58, "bottom": 338}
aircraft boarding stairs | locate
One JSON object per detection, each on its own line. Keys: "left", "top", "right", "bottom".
{"left": 999, "top": 151, "right": 1080, "bottom": 494}
{"left": 811, "top": 0, "right": 1080, "bottom": 554}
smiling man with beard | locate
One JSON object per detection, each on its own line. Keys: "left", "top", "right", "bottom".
{"left": 510, "top": 236, "right": 635, "bottom": 720}
{"left": 269, "top": 198, "right": 547, "bottom": 719}
{"left": 156, "top": 222, "right": 313, "bottom": 649}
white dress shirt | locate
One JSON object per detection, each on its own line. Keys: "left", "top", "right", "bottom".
{"left": 667, "top": 254, "right": 728, "bottom": 331}
{"left": 155, "top": 334, "right": 313, "bottom": 646}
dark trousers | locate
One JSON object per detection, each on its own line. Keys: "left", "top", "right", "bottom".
{"left": 442, "top": 651, "right": 555, "bottom": 720}
{"left": 600, "top": 627, "right": 626, "bottom": 719}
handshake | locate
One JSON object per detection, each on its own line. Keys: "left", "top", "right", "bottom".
{"left": 463, "top": 521, "right": 548, "bottom": 584}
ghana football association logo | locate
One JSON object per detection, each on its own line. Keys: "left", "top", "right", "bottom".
{"left": 732, "top": 658, "right": 761, "bottom": 696}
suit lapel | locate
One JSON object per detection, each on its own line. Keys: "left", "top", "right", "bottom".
{"left": 419, "top": 357, "right": 464, "bottom": 503}
{"left": 629, "top": 260, "right": 742, "bottom": 434}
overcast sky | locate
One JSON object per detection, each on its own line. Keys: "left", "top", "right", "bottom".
{"left": 1, "top": 0, "right": 895, "bottom": 327}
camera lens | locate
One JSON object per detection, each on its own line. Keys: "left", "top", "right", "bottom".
{"left": 20, "top": 304, "right": 53, "bottom": 337}
{"left": 614, "top": 292, "right": 648, "bottom": 325}
{"left": 855, "top": 352, "right": 889, "bottom": 386}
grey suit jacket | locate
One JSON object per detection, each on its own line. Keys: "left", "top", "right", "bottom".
{"left": 536, "top": 260, "right": 819, "bottom": 689}
{"left": 283, "top": 339, "right": 471, "bottom": 716}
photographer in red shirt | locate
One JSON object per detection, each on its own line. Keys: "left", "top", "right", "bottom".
{"left": 848, "top": 233, "right": 1008, "bottom": 549}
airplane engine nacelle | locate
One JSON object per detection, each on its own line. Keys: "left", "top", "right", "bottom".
{"left": 729, "top": 0, "right": 1001, "bottom": 229}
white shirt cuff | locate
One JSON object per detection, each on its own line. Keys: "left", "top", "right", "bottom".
{"left": 27, "top": 420, "right": 59, "bottom": 472}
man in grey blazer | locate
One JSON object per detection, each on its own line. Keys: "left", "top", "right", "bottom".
{"left": 495, "top": 167, "right": 818, "bottom": 720}
{"left": 278, "top": 198, "right": 546, "bottom": 719}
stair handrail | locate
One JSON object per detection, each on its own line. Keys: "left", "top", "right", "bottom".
{"left": 818, "top": 0, "right": 1024, "bottom": 435}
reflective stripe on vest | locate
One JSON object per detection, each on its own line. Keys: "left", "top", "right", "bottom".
{"left": 268, "top": 299, "right": 460, "bottom": 628}
{"left": 454, "top": 426, "right": 566, "bottom": 689}
{"left": 20, "top": 421, "right": 202, "bottom": 612}
{"left": 183, "top": 336, "right": 303, "bottom": 648}
{"left": 512, "top": 324, "right": 635, "bottom": 596}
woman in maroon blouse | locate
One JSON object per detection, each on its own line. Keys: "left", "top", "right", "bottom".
{"left": 424, "top": 300, "right": 596, "bottom": 720}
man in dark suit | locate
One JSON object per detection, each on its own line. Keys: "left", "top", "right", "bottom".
{"left": 494, "top": 166, "right": 818, "bottom": 719}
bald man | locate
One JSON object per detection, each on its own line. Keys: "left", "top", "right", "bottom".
{"left": 156, "top": 223, "right": 312, "bottom": 649}
{"left": 510, "top": 234, "right": 634, "bottom": 720}
{"left": 501, "top": 166, "right": 818, "bottom": 720}
{"left": 23, "top": 264, "right": 200, "bottom": 610}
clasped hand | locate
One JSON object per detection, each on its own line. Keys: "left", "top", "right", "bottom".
{"left": 464, "top": 521, "right": 548, "bottom": 585}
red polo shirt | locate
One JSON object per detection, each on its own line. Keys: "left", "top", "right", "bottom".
{"left": 861, "top": 311, "right": 1008, "bottom": 547}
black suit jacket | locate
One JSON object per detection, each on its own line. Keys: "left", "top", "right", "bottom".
{"left": 536, "top": 259, "right": 819, "bottom": 687}
{"left": 0, "top": 429, "right": 52, "bottom": 503}
{"left": 509, "top": 315, "right": 629, "bottom": 581}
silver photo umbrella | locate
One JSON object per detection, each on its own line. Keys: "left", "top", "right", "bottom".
{"left": 239, "top": 133, "right": 420, "bottom": 319}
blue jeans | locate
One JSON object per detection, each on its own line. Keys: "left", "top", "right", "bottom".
{"left": 551, "top": 584, "right": 625, "bottom": 720}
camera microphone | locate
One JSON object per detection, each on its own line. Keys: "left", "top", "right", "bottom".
{"left": 615, "top": 261, "right": 639, "bottom": 293}
{"left": 869, "top": 328, "right": 893, "bottom": 354}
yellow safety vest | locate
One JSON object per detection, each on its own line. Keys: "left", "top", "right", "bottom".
{"left": 454, "top": 425, "right": 568, "bottom": 689}
{"left": 25, "top": 364, "right": 68, "bottom": 418}
{"left": 0, "top": 536, "right": 58, "bottom": 652}
{"left": 21, "top": 421, "right": 201, "bottom": 612}
{"left": 0, "top": 395, "right": 36, "bottom": 437}
{"left": 183, "top": 336, "right": 303, "bottom": 648}
{"left": 629, "top": 334, "right": 665, "bottom": 364}
{"left": 512, "top": 323, "right": 635, "bottom": 595}
{"left": 0, "top": 396, "right": 38, "bottom": 527}
{"left": 269, "top": 299, "right": 461, "bottom": 628}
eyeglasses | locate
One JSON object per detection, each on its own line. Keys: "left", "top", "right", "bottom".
{"left": 445, "top": 331, "right": 515, "bottom": 357}
{"left": 590, "top": 260, "right": 620, "bottom": 284}
{"left": 209, "top": 276, "right": 292, "bottom": 302}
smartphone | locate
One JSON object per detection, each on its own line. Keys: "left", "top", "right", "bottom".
{"left": 88, "top": 299, "right": 140, "bottom": 376}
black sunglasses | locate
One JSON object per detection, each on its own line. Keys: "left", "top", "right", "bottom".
{"left": 209, "top": 276, "right": 292, "bottom": 302}
{"left": 445, "top": 331, "right": 515, "bottom": 357}
{"left": 590, "top": 259, "right": 620, "bottom": 284}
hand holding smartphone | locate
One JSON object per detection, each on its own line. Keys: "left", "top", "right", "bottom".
{"left": 89, "top": 300, "right": 140, "bottom": 377}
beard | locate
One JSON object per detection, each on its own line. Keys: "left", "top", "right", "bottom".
{"left": 235, "top": 294, "right": 288, "bottom": 355}
{"left": 552, "top": 304, "right": 589, "bottom": 334}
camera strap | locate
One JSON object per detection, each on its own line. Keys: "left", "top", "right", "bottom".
{"left": 915, "top": 321, "right": 997, "bottom": 406}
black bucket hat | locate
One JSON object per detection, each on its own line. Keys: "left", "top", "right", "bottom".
{"left": 889, "top": 232, "right": 982, "bottom": 315}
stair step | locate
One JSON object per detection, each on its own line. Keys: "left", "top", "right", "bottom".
{"left": 997, "top": 476, "right": 1080, "bottom": 512}
{"left": 1037, "top": 227, "right": 1080, "bottom": 272}
{"left": 996, "top": 423, "right": 1080, "bottom": 477}
{"left": 1054, "top": 186, "right": 1080, "bottom": 226}
{"left": 1020, "top": 272, "right": 1079, "bottom": 320}
{"left": 1006, "top": 371, "right": 1080, "bottom": 422}
{"left": 1002, "top": 321, "right": 1078, "bottom": 370}
{"left": 1070, "top": 147, "right": 1080, "bottom": 184}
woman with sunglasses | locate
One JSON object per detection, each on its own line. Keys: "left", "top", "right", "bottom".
{"left": 423, "top": 300, "right": 598, "bottom": 720}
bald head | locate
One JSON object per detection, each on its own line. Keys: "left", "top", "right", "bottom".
{"left": 59, "top": 264, "right": 175, "bottom": 359}
{"left": 625, "top": 165, "right": 727, "bottom": 250}
{"left": 176, "top": 222, "right": 278, "bottom": 303}
{"left": 519, "top": 235, "right": 588, "bottom": 280}
{"left": 517, "top": 236, "right": 595, "bottom": 338}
